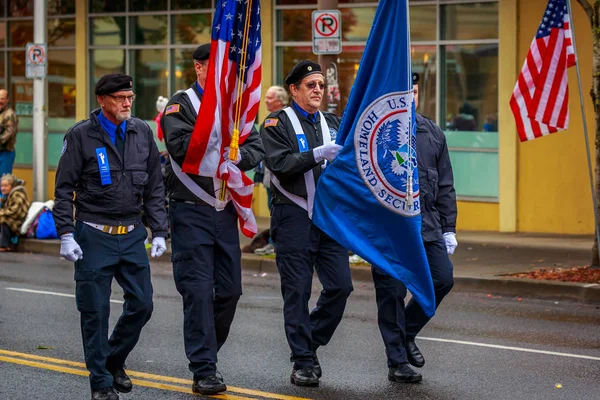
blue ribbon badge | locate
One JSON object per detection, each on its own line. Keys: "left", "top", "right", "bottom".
{"left": 95, "top": 147, "right": 112, "bottom": 185}
{"left": 296, "top": 134, "right": 309, "bottom": 152}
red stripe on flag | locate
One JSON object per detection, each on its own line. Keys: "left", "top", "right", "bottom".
{"left": 541, "top": 39, "right": 567, "bottom": 126}
{"left": 529, "top": 34, "right": 557, "bottom": 118}
{"left": 557, "top": 85, "right": 569, "bottom": 128}
{"left": 510, "top": 95, "right": 528, "bottom": 142}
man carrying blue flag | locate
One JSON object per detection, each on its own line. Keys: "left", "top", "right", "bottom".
{"left": 261, "top": 60, "right": 353, "bottom": 387}
{"left": 372, "top": 73, "right": 457, "bottom": 383}
{"left": 311, "top": 0, "right": 445, "bottom": 383}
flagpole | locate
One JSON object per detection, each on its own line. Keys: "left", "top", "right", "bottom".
{"left": 566, "top": 0, "right": 600, "bottom": 265}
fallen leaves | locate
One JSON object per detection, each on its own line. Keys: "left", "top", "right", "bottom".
{"left": 510, "top": 266, "right": 600, "bottom": 283}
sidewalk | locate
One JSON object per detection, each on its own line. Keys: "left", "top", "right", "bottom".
{"left": 15, "top": 220, "right": 599, "bottom": 304}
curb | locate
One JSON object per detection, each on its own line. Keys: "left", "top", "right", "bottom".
{"left": 17, "top": 239, "right": 600, "bottom": 304}
{"left": 452, "top": 276, "right": 600, "bottom": 304}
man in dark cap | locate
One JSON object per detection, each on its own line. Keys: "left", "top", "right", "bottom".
{"left": 54, "top": 73, "right": 168, "bottom": 400}
{"left": 372, "top": 72, "right": 457, "bottom": 384}
{"left": 161, "top": 44, "right": 264, "bottom": 395}
{"left": 260, "top": 60, "right": 353, "bottom": 387}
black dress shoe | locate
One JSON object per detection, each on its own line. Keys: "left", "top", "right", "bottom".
{"left": 313, "top": 352, "right": 322, "bottom": 378}
{"left": 193, "top": 374, "right": 227, "bottom": 395}
{"left": 110, "top": 367, "right": 132, "bottom": 393}
{"left": 91, "top": 387, "right": 119, "bottom": 400}
{"left": 388, "top": 363, "right": 422, "bottom": 383}
{"left": 290, "top": 367, "right": 319, "bottom": 387}
{"left": 290, "top": 350, "right": 322, "bottom": 378}
{"left": 406, "top": 340, "right": 425, "bottom": 368}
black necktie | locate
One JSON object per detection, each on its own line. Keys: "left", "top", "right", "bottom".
{"left": 115, "top": 126, "right": 125, "bottom": 159}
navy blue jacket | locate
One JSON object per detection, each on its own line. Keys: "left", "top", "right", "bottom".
{"left": 261, "top": 107, "right": 340, "bottom": 205}
{"left": 54, "top": 109, "right": 168, "bottom": 238}
{"left": 416, "top": 114, "right": 457, "bottom": 242}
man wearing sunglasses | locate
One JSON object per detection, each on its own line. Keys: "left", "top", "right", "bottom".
{"left": 261, "top": 60, "right": 353, "bottom": 387}
{"left": 54, "top": 73, "right": 168, "bottom": 400}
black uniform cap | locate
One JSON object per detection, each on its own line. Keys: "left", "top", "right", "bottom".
{"left": 193, "top": 44, "right": 211, "bottom": 61}
{"left": 412, "top": 72, "right": 420, "bottom": 85}
{"left": 95, "top": 73, "right": 133, "bottom": 95}
{"left": 285, "top": 60, "right": 322, "bottom": 86}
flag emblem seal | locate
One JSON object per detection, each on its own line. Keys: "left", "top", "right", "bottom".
{"left": 354, "top": 91, "right": 420, "bottom": 217}
{"left": 329, "top": 127, "right": 338, "bottom": 141}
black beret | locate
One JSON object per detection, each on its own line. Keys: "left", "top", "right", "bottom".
{"left": 95, "top": 73, "right": 133, "bottom": 95}
{"left": 285, "top": 60, "right": 322, "bottom": 86}
{"left": 193, "top": 44, "right": 211, "bottom": 61}
{"left": 412, "top": 72, "right": 420, "bottom": 85}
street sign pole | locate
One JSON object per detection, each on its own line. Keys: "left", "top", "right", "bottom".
{"left": 317, "top": 0, "right": 339, "bottom": 113}
{"left": 32, "top": 0, "right": 48, "bottom": 202}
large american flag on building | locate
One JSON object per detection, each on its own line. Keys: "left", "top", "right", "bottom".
{"left": 510, "top": 0, "right": 576, "bottom": 142}
{"left": 182, "top": 0, "right": 262, "bottom": 238}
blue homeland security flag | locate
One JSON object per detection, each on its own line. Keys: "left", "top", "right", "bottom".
{"left": 312, "top": 0, "right": 435, "bottom": 317}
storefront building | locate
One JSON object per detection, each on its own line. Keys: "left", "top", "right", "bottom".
{"left": 2, "top": 0, "right": 595, "bottom": 235}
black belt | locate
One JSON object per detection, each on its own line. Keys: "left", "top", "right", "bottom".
{"left": 171, "top": 198, "right": 210, "bottom": 206}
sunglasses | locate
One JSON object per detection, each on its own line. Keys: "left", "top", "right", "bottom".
{"left": 303, "top": 82, "right": 325, "bottom": 90}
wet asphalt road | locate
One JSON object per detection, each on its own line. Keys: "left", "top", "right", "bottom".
{"left": 0, "top": 252, "right": 599, "bottom": 400}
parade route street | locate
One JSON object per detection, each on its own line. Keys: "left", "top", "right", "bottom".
{"left": 1, "top": 252, "right": 599, "bottom": 400}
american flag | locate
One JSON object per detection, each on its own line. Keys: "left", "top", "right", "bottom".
{"left": 510, "top": 0, "right": 576, "bottom": 142}
{"left": 182, "top": 0, "right": 262, "bottom": 238}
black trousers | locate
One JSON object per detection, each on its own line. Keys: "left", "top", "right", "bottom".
{"left": 271, "top": 204, "right": 353, "bottom": 369}
{"left": 372, "top": 239, "right": 454, "bottom": 367}
{"left": 0, "top": 222, "right": 12, "bottom": 248}
{"left": 74, "top": 222, "right": 153, "bottom": 390}
{"left": 169, "top": 200, "right": 242, "bottom": 379}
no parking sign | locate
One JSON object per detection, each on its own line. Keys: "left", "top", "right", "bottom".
{"left": 26, "top": 43, "right": 47, "bottom": 79}
{"left": 312, "top": 10, "right": 342, "bottom": 55}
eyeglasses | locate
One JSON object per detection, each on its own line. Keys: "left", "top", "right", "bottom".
{"left": 303, "top": 82, "right": 325, "bottom": 90}
{"left": 107, "top": 94, "right": 136, "bottom": 103}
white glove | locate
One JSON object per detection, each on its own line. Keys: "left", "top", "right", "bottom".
{"left": 150, "top": 236, "right": 167, "bottom": 257}
{"left": 313, "top": 143, "right": 342, "bottom": 163}
{"left": 443, "top": 232, "right": 458, "bottom": 255}
{"left": 60, "top": 233, "right": 83, "bottom": 262}
{"left": 224, "top": 147, "right": 241, "bottom": 165}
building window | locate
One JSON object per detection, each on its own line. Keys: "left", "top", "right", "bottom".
{"left": 89, "top": 0, "right": 215, "bottom": 120}
{"left": 129, "top": 48, "right": 168, "bottom": 120}
{"left": 1, "top": 1, "right": 76, "bottom": 119}
{"left": 274, "top": 0, "right": 499, "bottom": 201}
{"left": 0, "top": 0, "right": 76, "bottom": 168}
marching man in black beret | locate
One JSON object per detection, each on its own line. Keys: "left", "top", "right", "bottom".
{"left": 261, "top": 60, "right": 353, "bottom": 387}
{"left": 54, "top": 73, "right": 168, "bottom": 400}
{"left": 161, "top": 44, "right": 264, "bottom": 395}
{"left": 372, "top": 73, "right": 457, "bottom": 384}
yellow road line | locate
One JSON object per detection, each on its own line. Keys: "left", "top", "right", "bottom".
{"left": 0, "top": 355, "right": 254, "bottom": 400}
{"left": 0, "top": 349, "right": 311, "bottom": 400}
{"left": 0, "top": 349, "right": 85, "bottom": 368}
{"left": 0, "top": 355, "right": 89, "bottom": 377}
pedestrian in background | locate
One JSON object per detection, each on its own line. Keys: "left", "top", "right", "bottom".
{"left": 261, "top": 60, "right": 353, "bottom": 387}
{"left": 0, "top": 174, "right": 29, "bottom": 252}
{"left": 155, "top": 95, "right": 168, "bottom": 142}
{"left": 373, "top": 73, "right": 457, "bottom": 384}
{"left": 54, "top": 73, "right": 168, "bottom": 400}
{"left": 254, "top": 85, "right": 289, "bottom": 256}
{"left": 161, "top": 44, "right": 264, "bottom": 396}
{"left": 0, "top": 89, "right": 18, "bottom": 176}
